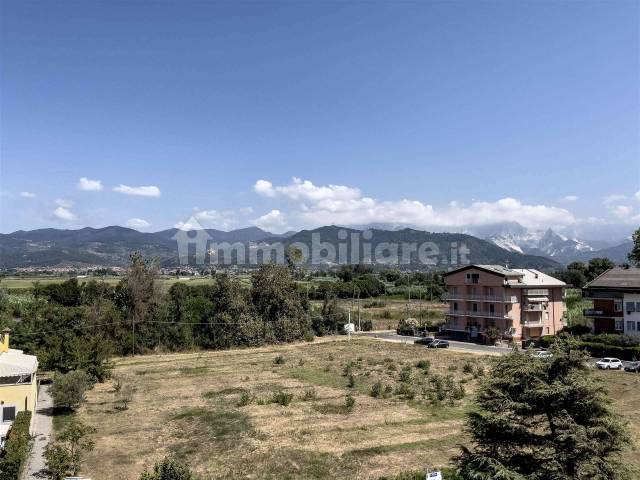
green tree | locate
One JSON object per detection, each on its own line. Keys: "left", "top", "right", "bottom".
{"left": 140, "top": 456, "right": 193, "bottom": 480}
{"left": 457, "top": 341, "right": 632, "bottom": 479}
{"left": 586, "top": 257, "right": 615, "bottom": 281}
{"left": 628, "top": 227, "right": 640, "bottom": 266}
{"left": 44, "top": 420, "right": 96, "bottom": 478}
{"left": 51, "top": 370, "right": 90, "bottom": 411}
{"left": 120, "top": 252, "right": 160, "bottom": 355}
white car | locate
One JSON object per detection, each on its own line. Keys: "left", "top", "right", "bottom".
{"left": 534, "top": 350, "right": 553, "bottom": 359}
{"left": 596, "top": 358, "right": 623, "bottom": 370}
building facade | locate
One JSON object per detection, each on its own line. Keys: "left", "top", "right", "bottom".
{"left": 0, "top": 329, "right": 38, "bottom": 446}
{"left": 583, "top": 266, "right": 640, "bottom": 336}
{"left": 442, "top": 265, "right": 566, "bottom": 343}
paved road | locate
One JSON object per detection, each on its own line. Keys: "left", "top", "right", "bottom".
{"left": 22, "top": 385, "right": 53, "bottom": 479}
{"left": 354, "top": 331, "right": 512, "bottom": 355}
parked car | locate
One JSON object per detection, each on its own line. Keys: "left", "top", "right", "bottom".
{"left": 428, "top": 339, "right": 450, "bottom": 348}
{"left": 596, "top": 358, "right": 623, "bottom": 370}
{"left": 534, "top": 350, "right": 553, "bottom": 359}
{"left": 624, "top": 361, "right": 640, "bottom": 373}
{"left": 415, "top": 336, "right": 435, "bottom": 346}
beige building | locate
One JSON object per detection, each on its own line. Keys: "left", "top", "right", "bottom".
{"left": 0, "top": 329, "right": 38, "bottom": 446}
{"left": 442, "top": 265, "right": 566, "bottom": 344}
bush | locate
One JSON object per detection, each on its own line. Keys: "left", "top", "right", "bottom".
{"left": 140, "top": 456, "right": 193, "bottom": 480}
{"left": 302, "top": 388, "right": 317, "bottom": 401}
{"left": 398, "top": 365, "right": 412, "bottom": 383}
{"left": 370, "top": 381, "right": 383, "bottom": 398}
{"left": 237, "top": 391, "right": 253, "bottom": 407}
{"left": 0, "top": 411, "right": 31, "bottom": 480}
{"left": 415, "top": 359, "right": 430, "bottom": 375}
{"left": 273, "top": 355, "right": 286, "bottom": 365}
{"left": 347, "top": 373, "right": 356, "bottom": 388}
{"left": 345, "top": 393, "right": 355, "bottom": 412}
{"left": 51, "top": 370, "right": 90, "bottom": 410}
{"left": 114, "top": 384, "right": 136, "bottom": 411}
{"left": 272, "top": 391, "right": 293, "bottom": 406}
{"left": 462, "top": 360, "right": 474, "bottom": 374}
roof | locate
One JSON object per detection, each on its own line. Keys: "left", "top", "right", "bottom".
{"left": 0, "top": 349, "right": 38, "bottom": 377}
{"left": 508, "top": 269, "right": 566, "bottom": 288}
{"left": 443, "top": 264, "right": 523, "bottom": 277}
{"left": 584, "top": 266, "right": 640, "bottom": 291}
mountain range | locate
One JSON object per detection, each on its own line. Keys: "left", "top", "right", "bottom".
{"left": 0, "top": 223, "right": 632, "bottom": 269}
{"left": 1, "top": 225, "right": 560, "bottom": 270}
{"left": 465, "top": 222, "right": 632, "bottom": 264}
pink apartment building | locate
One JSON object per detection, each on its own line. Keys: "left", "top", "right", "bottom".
{"left": 442, "top": 265, "right": 566, "bottom": 344}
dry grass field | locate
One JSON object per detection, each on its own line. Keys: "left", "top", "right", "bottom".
{"left": 69, "top": 338, "right": 640, "bottom": 480}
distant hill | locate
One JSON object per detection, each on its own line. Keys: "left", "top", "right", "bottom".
{"left": 0, "top": 225, "right": 560, "bottom": 269}
{"left": 261, "top": 225, "right": 560, "bottom": 269}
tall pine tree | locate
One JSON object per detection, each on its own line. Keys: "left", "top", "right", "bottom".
{"left": 457, "top": 340, "right": 632, "bottom": 480}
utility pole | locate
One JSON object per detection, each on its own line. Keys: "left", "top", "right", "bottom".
{"left": 357, "top": 290, "right": 361, "bottom": 332}
{"left": 348, "top": 310, "right": 351, "bottom": 342}
{"left": 132, "top": 316, "right": 135, "bottom": 356}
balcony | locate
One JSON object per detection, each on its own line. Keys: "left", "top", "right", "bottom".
{"left": 444, "top": 293, "right": 518, "bottom": 303}
{"left": 523, "top": 304, "right": 545, "bottom": 312}
{"left": 446, "top": 309, "right": 513, "bottom": 319}
{"left": 523, "top": 289, "right": 549, "bottom": 296}
{"left": 523, "top": 319, "right": 544, "bottom": 327}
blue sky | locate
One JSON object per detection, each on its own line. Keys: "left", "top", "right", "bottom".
{"left": 1, "top": 1, "right": 638, "bottom": 239}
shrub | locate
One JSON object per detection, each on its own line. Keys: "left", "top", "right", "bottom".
{"left": 114, "top": 384, "right": 136, "bottom": 411}
{"left": 398, "top": 365, "right": 412, "bottom": 383}
{"left": 273, "top": 355, "right": 286, "bottom": 365}
{"left": 302, "top": 388, "right": 317, "bottom": 401}
{"left": 395, "top": 382, "right": 415, "bottom": 400}
{"left": 51, "top": 370, "right": 90, "bottom": 411}
{"left": 272, "top": 391, "right": 293, "bottom": 406}
{"left": 415, "top": 359, "right": 430, "bottom": 372}
{"left": 140, "top": 456, "right": 193, "bottom": 480}
{"left": 0, "top": 410, "right": 31, "bottom": 480}
{"left": 44, "top": 420, "right": 96, "bottom": 479}
{"left": 237, "top": 391, "right": 253, "bottom": 407}
{"left": 345, "top": 393, "right": 356, "bottom": 412}
{"left": 303, "top": 331, "right": 315, "bottom": 342}
{"left": 462, "top": 360, "right": 474, "bottom": 374}
{"left": 370, "top": 381, "right": 383, "bottom": 398}
{"left": 347, "top": 373, "right": 356, "bottom": 388}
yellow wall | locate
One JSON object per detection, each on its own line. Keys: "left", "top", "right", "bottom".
{"left": 0, "top": 376, "right": 38, "bottom": 432}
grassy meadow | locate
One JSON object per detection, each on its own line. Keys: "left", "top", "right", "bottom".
{"left": 66, "top": 338, "right": 640, "bottom": 479}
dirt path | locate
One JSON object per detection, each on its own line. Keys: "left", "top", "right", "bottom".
{"left": 22, "top": 384, "right": 53, "bottom": 479}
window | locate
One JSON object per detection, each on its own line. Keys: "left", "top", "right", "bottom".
{"left": 626, "top": 321, "right": 636, "bottom": 332}
{"left": 489, "top": 304, "right": 495, "bottom": 313}
{"left": 637, "top": 302, "right": 640, "bottom": 312}
{"left": 472, "top": 303, "right": 478, "bottom": 312}
{"left": 626, "top": 302, "right": 636, "bottom": 313}
{"left": 1, "top": 406, "right": 16, "bottom": 423}
{"left": 614, "top": 300, "right": 623, "bottom": 313}
{"left": 615, "top": 319, "right": 624, "bottom": 331}
{"left": 488, "top": 287, "right": 494, "bottom": 296}
{"left": 453, "top": 302, "right": 458, "bottom": 311}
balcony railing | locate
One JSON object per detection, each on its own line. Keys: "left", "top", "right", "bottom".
{"left": 444, "top": 293, "right": 518, "bottom": 303}
{"left": 523, "top": 289, "right": 549, "bottom": 296}
{"left": 523, "top": 304, "right": 546, "bottom": 312}
{"left": 523, "top": 320, "right": 544, "bottom": 327}
{"left": 446, "top": 310, "right": 512, "bottom": 319}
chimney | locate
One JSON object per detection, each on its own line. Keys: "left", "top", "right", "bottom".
{"left": 1, "top": 328, "right": 10, "bottom": 353}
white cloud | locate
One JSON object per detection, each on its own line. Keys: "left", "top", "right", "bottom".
{"left": 193, "top": 209, "right": 236, "bottom": 230}
{"left": 636, "top": 191, "right": 640, "bottom": 201}
{"left": 603, "top": 194, "right": 629, "bottom": 206}
{"left": 609, "top": 205, "right": 634, "bottom": 220}
{"left": 126, "top": 218, "right": 151, "bottom": 229}
{"left": 55, "top": 198, "right": 74, "bottom": 208}
{"left": 19, "top": 191, "right": 36, "bottom": 199}
{"left": 113, "top": 184, "right": 161, "bottom": 197}
{"left": 77, "top": 177, "right": 103, "bottom": 191}
{"left": 252, "top": 209, "right": 287, "bottom": 231}
{"left": 254, "top": 180, "right": 276, "bottom": 197}
{"left": 254, "top": 178, "right": 576, "bottom": 231}
{"left": 240, "top": 207, "right": 254, "bottom": 215}
{"left": 562, "top": 195, "right": 578, "bottom": 202}
{"left": 254, "top": 177, "right": 360, "bottom": 203}
{"left": 52, "top": 206, "right": 77, "bottom": 221}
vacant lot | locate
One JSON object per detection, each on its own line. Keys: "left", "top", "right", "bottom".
{"left": 70, "top": 338, "right": 640, "bottom": 479}
{"left": 73, "top": 339, "right": 484, "bottom": 479}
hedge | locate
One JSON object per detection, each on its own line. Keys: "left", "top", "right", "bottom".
{"left": 0, "top": 410, "right": 32, "bottom": 480}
